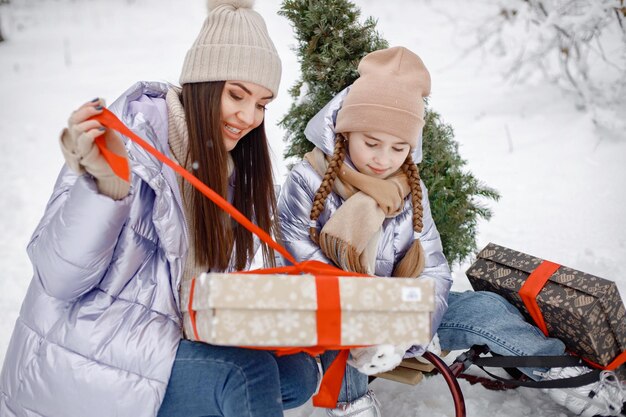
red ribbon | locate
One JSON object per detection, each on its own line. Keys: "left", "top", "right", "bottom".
{"left": 94, "top": 135, "right": 130, "bottom": 182}
{"left": 188, "top": 272, "right": 355, "bottom": 407}
{"left": 519, "top": 260, "right": 560, "bottom": 336}
{"left": 188, "top": 278, "right": 200, "bottom": 341}
{"left": 601, "top": 350, "right": 626, "bottom": 371}
{"left": 314, "top": 349, "right": 351, "bottom": 407}
{"left": 519, "top": 260, "right": 626, "bottom": 371}
{"left": 315, "top": 275, "right": 342, "bottom": 346}
{"left": 91, "top": 109, "right": 367, "bottom": 408}
{"left": 92, "top": 108, "right": 298, "bottom": 266}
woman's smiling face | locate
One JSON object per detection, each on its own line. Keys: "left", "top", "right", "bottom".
{"left": 219, "top": 81, "right": 274, "bottom": 151}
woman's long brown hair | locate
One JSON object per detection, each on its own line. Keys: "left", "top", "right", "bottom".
{"left": 182, "top": 82, "right": 277, "bottom": 271}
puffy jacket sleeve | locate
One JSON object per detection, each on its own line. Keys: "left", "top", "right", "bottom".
{"left": 27, "top": 165, "right": 133, "bottom": 301}
{"left": 406, "top": 180, "right": 453, "bottom": 355}
{"left": 277, "top": 163, "right": 332, "bottom": 265}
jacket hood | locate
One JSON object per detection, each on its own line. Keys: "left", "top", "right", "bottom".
{"left": 303, "top": 86, "right": 423, "bottom": 164}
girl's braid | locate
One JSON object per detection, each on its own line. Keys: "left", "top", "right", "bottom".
{"left": 402, "top": 154, "right": 424, "bottom": 234}
{"left": 309, "top": 135, "right": 346, "bottom": 243}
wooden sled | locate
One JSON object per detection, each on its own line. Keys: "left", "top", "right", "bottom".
{"left": 370, "top": 351, "right": 466, "bottom": 417}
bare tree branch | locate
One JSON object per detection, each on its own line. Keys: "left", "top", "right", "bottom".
{"left": 464, "top": 0, "right": 625, "bottom": 128}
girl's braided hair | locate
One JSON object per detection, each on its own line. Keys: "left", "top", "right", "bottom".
{"left": 309, "top": 135, "right": 424, "bottom": 241}
{"left": 401, "top": 153, "right": 424, "bottom": 234}
{"left": 309, "top": 134, "right": 346, "bottom": 243}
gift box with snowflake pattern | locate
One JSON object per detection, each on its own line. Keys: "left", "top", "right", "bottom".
{"left": 466, "top": 242, "right": 626, "bottom": 370}
{"left": 180, "top": 273, "right": 434, "bottom": 347}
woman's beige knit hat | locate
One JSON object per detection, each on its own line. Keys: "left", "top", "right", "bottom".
{"left": 335, "top": 46, "right": 431, "bottom": 147}
{"left": 179, "top": 0, "right": 282, "bottom": 97}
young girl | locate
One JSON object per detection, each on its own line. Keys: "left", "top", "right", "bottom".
{"left": 0, "top": 1, "right": 318, "bottom": 417}
{"left": 277, "top": 46, "right": 624, "bottom": 417}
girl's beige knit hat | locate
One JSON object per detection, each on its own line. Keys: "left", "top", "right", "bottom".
{"left": 179, "top": 0, "right": 282, "bottom": 97}
{"left": 335, "top": 46, "right": 431, "bottom": 147}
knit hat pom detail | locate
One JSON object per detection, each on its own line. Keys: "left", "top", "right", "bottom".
{"left": 181, "top": 0, "right": 281, "bottom": 95}
{"left": 208, "top": 0, "right": 254, "bottom": 11}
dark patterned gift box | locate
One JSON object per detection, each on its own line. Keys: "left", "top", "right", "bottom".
{"left": 466, "top": 242, "right": 626, "bottom": 371}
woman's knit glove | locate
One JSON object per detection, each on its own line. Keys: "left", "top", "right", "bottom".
{"left": 348, "top": 343, "right": 412, "bottom": 375}
{"left": 60, "top": 98, "right": 130, "bottom": 200}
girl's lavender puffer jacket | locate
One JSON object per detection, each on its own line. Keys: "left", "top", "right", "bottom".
{"left": 277, "top": 88, "right": 453, "bottom": 356}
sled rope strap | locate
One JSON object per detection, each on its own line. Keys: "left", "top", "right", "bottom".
{"left": 518, "top": 260, "right": 560, "bottom": 336}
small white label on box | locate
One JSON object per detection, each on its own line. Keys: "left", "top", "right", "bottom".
{"left": 402, "top": 287, "right": 422, "bottom": 302}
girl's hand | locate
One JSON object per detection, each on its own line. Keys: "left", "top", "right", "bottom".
{"left": 348, "top": 343, "right": 411, "bottom": 375}
{"left": 60, "top": 98, "right": 131, "bottom": 200}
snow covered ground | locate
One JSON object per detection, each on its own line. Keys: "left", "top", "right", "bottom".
{"left": 0, "top": 1, "right": 624, "bottom": 416}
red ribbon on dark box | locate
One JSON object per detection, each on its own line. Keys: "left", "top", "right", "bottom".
{"left": 519, "top": 260, "right": 625, "bottom": 371}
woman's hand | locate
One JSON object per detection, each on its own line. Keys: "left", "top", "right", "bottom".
{"left": 60, "top": 98, "right": 130, "bottom": 200}
{"left": 348, "top": 343, "right": 412, "bottom": 375}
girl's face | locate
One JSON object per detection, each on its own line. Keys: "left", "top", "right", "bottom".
{"left": 347, "top": 131, "right": 411, "bottom": 179}
{"left": 220, "top": 81, "right": 274, "bottom": 152}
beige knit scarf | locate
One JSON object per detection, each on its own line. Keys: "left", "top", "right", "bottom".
{"left": 305, "top": 147, "right": 425, "bottom": 277}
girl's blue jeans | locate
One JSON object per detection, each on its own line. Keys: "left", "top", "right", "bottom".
{"left": 157, "top": 340, "right": 319, "bottom": 417}
{"left": 320, "top": 290, "right": 566, "bottom": 403}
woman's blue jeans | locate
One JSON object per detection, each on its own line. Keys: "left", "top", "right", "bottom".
{"left": 157, "top": 340, "right": 319, "bottom": 417}
{"left": 320, "top": 290, "right": 566, "bottom": 403}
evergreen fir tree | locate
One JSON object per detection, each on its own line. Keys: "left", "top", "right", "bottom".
{"left": 279, "top": 0, "right": 500, "bottom": 265}
{"left": 278, "top": 0, "right": 388, "bottom": 159}
{"left": 420, "top": 109, "right": 500, "bottom": 264}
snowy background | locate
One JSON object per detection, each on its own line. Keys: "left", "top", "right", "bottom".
{"left": 0, "top": 0, "right": 624, "bottom": 416}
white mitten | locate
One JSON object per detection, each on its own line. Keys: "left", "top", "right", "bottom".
{"left": 348, "top": 343, "right": 411, "bottom": 376}
{"left": 415, "top": 333, "right": 442, "bottom": 364}
{"left": 60, "top": 98, "right": 130, "bottom": 200}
